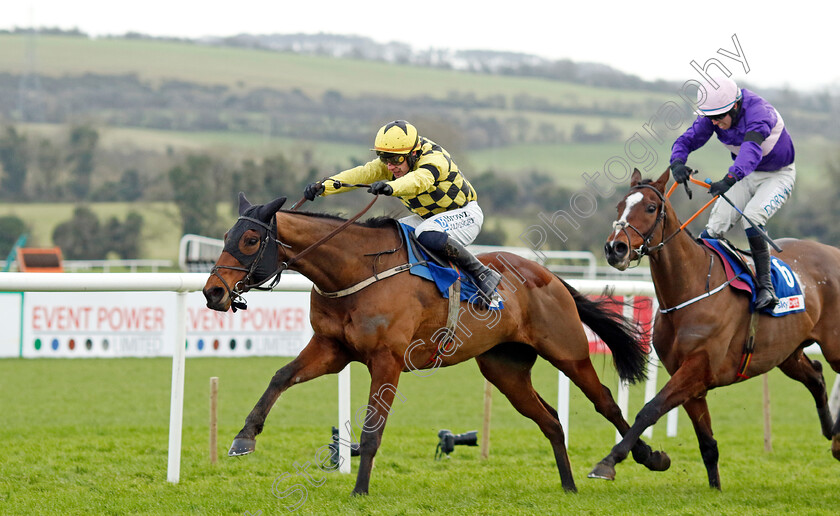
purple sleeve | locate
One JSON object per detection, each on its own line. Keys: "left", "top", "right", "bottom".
{"left": 729, "top": 142, "right": 763, "bottom": 179}
{"left": 728, "top": 107, "right": 775, "bottom": 179}
{"left": 670, "top": 117, "right": 715, "bottom": 164}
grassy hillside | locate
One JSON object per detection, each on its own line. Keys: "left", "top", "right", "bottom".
{"left": 2, "top": 34, "right": 833, "bottom": 188}
{"left": 0, "top": 35, "right": 668, "bottom": 103}
{"left": 1, "top": 34, "right": 836, "bottom": 261}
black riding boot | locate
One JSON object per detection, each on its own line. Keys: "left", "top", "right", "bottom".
{"left": 442, "top": 238, "right": 502, "bottom": 310}
{"left": 748, "top": 234, "right": 779, "bottom": 311}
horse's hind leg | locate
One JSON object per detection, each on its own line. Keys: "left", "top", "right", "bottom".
{"left": 476, "top": 343, "right": 577, "bottom": 492}
{"left": 777, "top": 348, "right": 833, "bottom": 439}
{"left": 230, "top": 335, "right": 350, "bottom": 456}
{"left": 556, "top": 357, "right": 670, "bottom": 474}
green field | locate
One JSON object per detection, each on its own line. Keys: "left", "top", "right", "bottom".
{"left": 0, "top": 35, "right": 668, "bottom": 104}
{"left": 2, "top": 34, "right": 837, "bottom": 265}
{"left": 0, "top": 201, "right": 222, "bottom": 264}
{"left": 1, "top": 356, "right": 838, "bottom": 514}
{"left": 0, "top": 199, "right": 531, "bottom": 265}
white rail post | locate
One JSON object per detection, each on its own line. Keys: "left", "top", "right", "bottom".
{"left": 829, "top": 374, "right": 840, "bottom": 421}
{"left": 615, "top": 300, "right": 633, "bottom": 443}
{"left": 558, "top": 372, "right": 570, "bottom": 447}
{"left": 642, "top": 297, "right": 659, "bottom": 439}
{"left": 167, "top": 290, "right": 188, "bottom": 483}
{"left": 338, "top": 365, "right": 351, "bottom": 474}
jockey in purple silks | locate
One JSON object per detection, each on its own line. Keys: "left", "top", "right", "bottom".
{"left": 670, "top": 75, "right": 796, "bottom": 311}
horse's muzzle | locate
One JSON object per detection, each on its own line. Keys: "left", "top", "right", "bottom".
{"left": 203, "top": 285, "right": 231, "bottom": 312}
{"left": 604, "top": 240, "right": 630, "bottom": 270}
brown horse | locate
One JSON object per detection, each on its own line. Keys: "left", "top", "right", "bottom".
{"left": 597, "top": 168, "right": 840, "bottom": 488}
{"left": 202, "top": 193, "right": 671, "bottom": 495}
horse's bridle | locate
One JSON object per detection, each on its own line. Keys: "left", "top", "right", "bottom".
{"left": 211, "top": 191, "right": 380, "bottom": 311}
{"left": 610, "top": 183, "right": 684, "bottom": 264}
{"left": 210, "top": 215, "right": 291, "bottom": 311}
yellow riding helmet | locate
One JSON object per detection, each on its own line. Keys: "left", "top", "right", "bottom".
{"left": 372, "top": 120, "right": 420, "bottom": 154}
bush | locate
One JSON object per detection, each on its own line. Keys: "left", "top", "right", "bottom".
{"left": 0, "top": 215, "right": 28, "bottom": 257}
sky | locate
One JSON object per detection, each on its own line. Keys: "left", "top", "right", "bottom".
{"left": 1, "top": 0, "right": 837, "bottom": 92}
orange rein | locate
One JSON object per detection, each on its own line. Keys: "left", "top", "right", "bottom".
{"left": 666, "top": 177, "right": 719, "bottom": 231}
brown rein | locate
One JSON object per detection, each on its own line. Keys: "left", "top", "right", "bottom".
{"left": 620, "top": 178, "right": 717, "bottom": 260}
{"left": 283, "top": 194, "right": 379, "bottom": 269}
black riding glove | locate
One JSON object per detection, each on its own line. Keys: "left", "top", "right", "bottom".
{"left": 670, "top": 160, "right": 690, "bottom": 185}
{"left": 303, "top": 182, "right": 325, "bottom": 201}
{"left": 708, "top": 174, "right": 737, "bottom": 197}
{"left": 368, "top": 181, "right": 393, "bottom": 196}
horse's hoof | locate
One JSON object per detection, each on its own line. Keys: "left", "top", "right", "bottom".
{"left": 351, "top": 489, "right": 369, "bottom": 497}
{"left": 229, "top": 438, "right": 256, "bottom": 457}
{"left": 646, "top": 450, "right": 671, "bottom": 472}
{"left": 832, "top": 435, "right": 840, "bottom": 461}
{"left": 587, "top": 461, "right": 616, "bottom": 481}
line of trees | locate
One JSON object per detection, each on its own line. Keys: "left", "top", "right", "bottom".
{"left": 2, "top": 118, "right": 839, "bottom": 258}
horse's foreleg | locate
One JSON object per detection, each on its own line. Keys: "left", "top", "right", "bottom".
{"left": 589, "top": 355, "right": 710, "bottom": 481}
{"left": 559, "top": 357, "right": 670, "bottom": 473}
{"left": 229, "top": 335, "right": 350, "bottom": 456}
{"left": 682, "top": 396, "right": 720, "bottom": 489}
{"left": 476, "top": 346, "right": 577, "bottom": 492}
{"left": 351, "top": 350, "right": 403, "bottom": 496}
{"left": 777, "top": 351, "right": 833, "bottom": 439}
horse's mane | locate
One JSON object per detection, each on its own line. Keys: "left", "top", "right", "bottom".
{"left": 284, "top": 209, "right": 396, "bottom": 229}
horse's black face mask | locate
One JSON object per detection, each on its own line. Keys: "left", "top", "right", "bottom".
{"left": 212, "top": 193, "right": 287, "bottom": 310}
{"left": 223, "top": 214, "right": 280, "bottom": 286}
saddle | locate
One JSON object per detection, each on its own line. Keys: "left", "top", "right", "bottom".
{"left": 398, "top": 222, "right": 502, "bottom": 310}
{"left": 699, "top": 237, "right": 805, "bottom": 316}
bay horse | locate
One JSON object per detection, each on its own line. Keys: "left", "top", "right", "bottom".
{"left": 202, "top": 192, "right": 671, "bottom": 495}
{"left": 598, "top": 168, "right": 840, "bottom": 488}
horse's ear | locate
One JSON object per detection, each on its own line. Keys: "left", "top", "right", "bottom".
{"left": 238, "top": 192, "right": 252, "bottom": 216}
{"left": 256, "top": 196, "right": 287, "bottom": 223}
{"left": 630, "top": 168, "right": 642, "bottom": 186}
{"left": 654, "top": 168, "right": 670, "bottom": 191}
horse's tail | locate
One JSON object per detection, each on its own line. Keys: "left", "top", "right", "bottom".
{"left": 560, "top": 278, "right": 648, "bottom": 384}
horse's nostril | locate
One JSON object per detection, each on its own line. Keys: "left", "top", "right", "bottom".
{"left": 614, "top": 241, "right": 628, "bottom": 257}
{"left": 204, "top": 286, "right": 225, "bottom": 304}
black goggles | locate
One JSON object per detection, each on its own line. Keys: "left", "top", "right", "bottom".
{"left": 377, "top": 152, "right": 407, "bottom": 165}
{"left": 705, "top": 106, "right": 737, "bottom": 122}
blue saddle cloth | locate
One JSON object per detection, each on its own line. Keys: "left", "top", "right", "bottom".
{"left": 701, "top": 238, "right": 805, "bottom": 316}
{"left": 398, "top": 223, "right": 503, "bottom": 309}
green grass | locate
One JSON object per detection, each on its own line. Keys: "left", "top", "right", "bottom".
{"left": 1, "top": 356, "right": 838, "bottom": 514}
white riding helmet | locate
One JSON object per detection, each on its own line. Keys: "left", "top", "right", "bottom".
{"left": 695, "top": 76, "right": 742, "bottom": 116}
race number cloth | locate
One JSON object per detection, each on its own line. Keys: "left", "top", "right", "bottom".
{"left": 700, "top": 238, "right": 805, "bottom": 316}
{"left": 399, "top": 223, "right": 503, "bottom": 310}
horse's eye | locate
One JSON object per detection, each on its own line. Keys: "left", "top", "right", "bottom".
{"left": 245, "top": 236, "right": 259, "bottom": 246}
{"left": 646, "top": 204, "right": 657, "bottom": 213}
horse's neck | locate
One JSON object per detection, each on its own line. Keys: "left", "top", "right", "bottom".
{"left": 648, "top": 215, "right": 713, "bottom": 307}
{"left": 278, "top": 213, "right": 401, "bottom": 291}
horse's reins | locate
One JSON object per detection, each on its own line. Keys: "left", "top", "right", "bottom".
{"left": 610, "top": 180, "right": 729, "bottom": 313}
{"left": 613, "top": 174, "right": 719, "bottom": 265}
{"left": 633, "top": 177, "right": 764, "bottom": 376}
{"left": 215, "top": 181, "right": 380, "bottom": 309}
